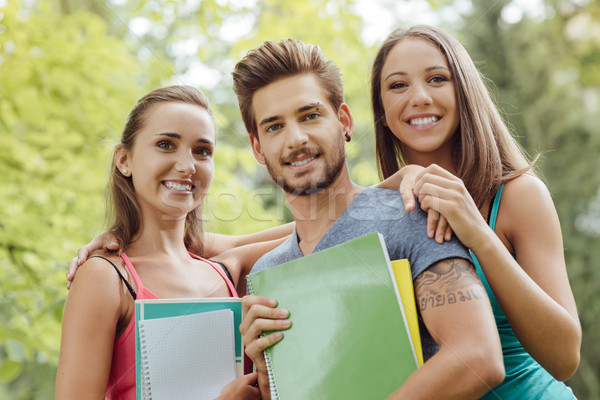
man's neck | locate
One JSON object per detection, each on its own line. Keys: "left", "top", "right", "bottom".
{"left": 285, "top": 171, "right": 363, "bottom": 255}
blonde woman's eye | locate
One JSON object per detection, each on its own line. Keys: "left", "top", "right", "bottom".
{"left": 196, "top": 147, "right": 212, "bottom": 157}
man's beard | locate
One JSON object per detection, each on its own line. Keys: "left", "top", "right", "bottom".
{"left": 264, "top": 136, "right": 346, "bottom": 196}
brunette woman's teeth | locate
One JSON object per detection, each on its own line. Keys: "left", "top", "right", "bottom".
{"left": 409, "top": 116, "right": 440, "bottom": 126}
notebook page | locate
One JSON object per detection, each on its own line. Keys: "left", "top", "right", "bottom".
{"left": 138, "top": 309, "right": 236, "bottom": 400}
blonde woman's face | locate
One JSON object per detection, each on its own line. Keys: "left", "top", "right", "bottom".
{"left": 123, "top": 102, "right": 215, "bottom": 220}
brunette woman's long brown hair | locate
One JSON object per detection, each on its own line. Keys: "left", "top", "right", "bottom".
{"left": 371, "top": 25, "right": 536, "bottom": 206}
{"left": 106, "top": 85, "right": 215, "bottom": 255}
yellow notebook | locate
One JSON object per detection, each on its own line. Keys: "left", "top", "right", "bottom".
{"left": 391, "top": 259, "right": 424, "bottom": 366}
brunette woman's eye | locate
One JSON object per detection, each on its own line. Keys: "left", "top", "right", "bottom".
{"left": 389, "top": 82, "right": 407, "bottom": 90}
{"left": 157, "top": 140, "right": 174, "bottom": 150}
{"left": 430, "top": 75, "right": 449, "bottom": 84}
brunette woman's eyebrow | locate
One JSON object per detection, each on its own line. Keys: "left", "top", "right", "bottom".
{"left": 384, "top": 65, "right": 449, "bottom": 81}
{"left": 426, "top": 65, "right": 450, "bottom": 73}
{"left": 384, "top": 71, "right": 407, "bottom": 81}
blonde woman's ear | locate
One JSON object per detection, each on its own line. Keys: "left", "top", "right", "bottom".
{"left": 115, "top": 145, "right": 131, "bottom": 176}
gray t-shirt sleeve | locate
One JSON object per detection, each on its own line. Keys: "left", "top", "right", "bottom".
{"left": 343, "top": 188, "right": 472, "bottom": 280}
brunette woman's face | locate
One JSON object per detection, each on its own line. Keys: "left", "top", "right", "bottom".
{"left": 121, "top": 102, "right": 215, "bottom": 220}
{"left": 379, "top": 38, "right": 459, "bottom": 166}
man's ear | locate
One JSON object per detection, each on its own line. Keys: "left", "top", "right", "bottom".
{"left": 249, "top": 134, "right": 266, "bottom": 165}
{"left": 115, "top": 145, "right": 131, "bottom": 177}
{"left": 338, "top": 103, "right": 354, "bottom": 141}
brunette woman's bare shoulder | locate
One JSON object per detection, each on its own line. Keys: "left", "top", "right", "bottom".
{"left": 498, "top": 174, "right": 557, "bottom": 245}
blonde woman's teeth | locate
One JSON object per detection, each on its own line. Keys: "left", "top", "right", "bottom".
{"left": 164, "top": 182, "right": 192, "bottom": 191}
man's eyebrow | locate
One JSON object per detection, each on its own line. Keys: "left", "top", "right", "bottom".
{"left": 258, "top": 115, "right": 280, "bottom": 127}
{"left": 297, "top": 102, "right": 322, "bottom": 114}
{"left": 258, "top": 102, "right": 323, "bottom": 127}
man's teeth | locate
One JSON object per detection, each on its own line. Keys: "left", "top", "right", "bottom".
{"left": 164, "top": 182, "right": 192, "bottom": 191}
{"left": 410, "top": 116, "right": 440, "bottom": 126}
{"left": 290, "top": 156, "right": 316, "bottom": 166}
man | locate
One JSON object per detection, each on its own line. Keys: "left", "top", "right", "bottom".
{"left": 232, "top": 38, "right": 504, "bottom": 399}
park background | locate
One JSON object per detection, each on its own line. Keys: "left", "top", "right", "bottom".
{"left": 1, "top": 0, "right": 599, "bottom": 398}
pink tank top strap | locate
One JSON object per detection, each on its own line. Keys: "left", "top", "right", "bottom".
{"left": 189, "top": 253, "right": 238, "bottom": 297}
{"left": 119, "top": 252, "right": 144, "bottom": 291}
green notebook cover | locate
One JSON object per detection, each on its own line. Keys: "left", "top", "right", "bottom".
{"left": 246, "top": 232, "right": 419, "bottom": 400}
{"left": 134, "top": 298, "right": 242, "bottom": 400}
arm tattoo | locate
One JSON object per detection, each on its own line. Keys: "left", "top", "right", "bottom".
{"left": 414, "top": 258, "right": 486, "bottom": 311}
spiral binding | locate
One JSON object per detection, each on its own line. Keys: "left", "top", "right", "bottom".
{"left": 247, "top": 276, "right": 280, "bottom": 400}
{"left": 138, "top": 326, "right": 153, "bottom": 400}
{"left": 264, "top": 347, "right": 280, "bottom": 400}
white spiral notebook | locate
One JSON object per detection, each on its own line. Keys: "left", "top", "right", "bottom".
{"left": 136, "top": 303, "right": 239, "bottom": 400}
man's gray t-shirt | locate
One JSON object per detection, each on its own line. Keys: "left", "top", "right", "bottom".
{"left": 251, "top": 187, "right": 471, "bottom": 360}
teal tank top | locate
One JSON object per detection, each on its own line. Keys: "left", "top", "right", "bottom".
{"left": 472, "top": 183, "right": 576, "bottom": 399}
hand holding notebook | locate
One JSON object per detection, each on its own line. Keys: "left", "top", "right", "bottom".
{"left": 243, "top": 232, "right": 420, "bottom": 400}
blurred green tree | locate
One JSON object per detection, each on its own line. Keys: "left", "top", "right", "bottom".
{"left": 457, "top": 0, "right": 600, "bottom": 397}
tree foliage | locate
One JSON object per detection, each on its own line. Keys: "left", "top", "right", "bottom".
{"left": 458, "top": 1, "right": 600, "bottom": 398}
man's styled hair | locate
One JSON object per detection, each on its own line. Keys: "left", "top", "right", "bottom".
{"left": 232, "top": 38, "right": 344, "bottom": 138}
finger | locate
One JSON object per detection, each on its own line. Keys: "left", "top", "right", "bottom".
{"left": 67, "top": 257, "right": 78, "bottom": 280}
{"left": 241, "top": 302, "right": 289, "bottom": 336}
{"left": 426, "top": 208, "right": 440, "bottom": 239}
{"left": 445, "top": 224, "right": 453, "bottom": 242}
{"left": 246, "top": 331, "right": 285, "bottom": 356}
{"left": 241, "top": 295, "right": 277, "bottom": 316}
{"left": 425, "top": 164, "right": 461, "bottom": 180}
{"left": 435, "top": 215, "right": 449, "bottom": 244}
{"left": 243, "top": 314, "right": 291, "bottom": 343}
{"left": 400, "top": 176, "right": 416, "bottom": 212}
{"left": 241, "top": 372, "right": 258, "bottom": 385}
{"left": 76, "top": 247, "right": 89, "bottom": 266}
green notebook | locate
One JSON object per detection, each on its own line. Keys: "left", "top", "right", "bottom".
{"left": 134, "top": 298, "right": 243, "bottom": 400}
{"left": 246, "top": 232, "right": 419, "bottom": 400}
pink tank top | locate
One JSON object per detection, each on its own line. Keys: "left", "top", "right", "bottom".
{"left": 105, "top": 252, "right": 238, "bottom": 400}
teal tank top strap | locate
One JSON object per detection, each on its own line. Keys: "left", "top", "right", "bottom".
{"left": 488, "top": 182, "right": 505, "bottom": 231}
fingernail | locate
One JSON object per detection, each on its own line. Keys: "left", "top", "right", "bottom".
{"left": 277, "top": 309, "right": 289, "bottom": 318}
{"left": 282, "top": 320, "right": 292, "bottom": 328}
{"left": 428, "top": 230, "right": 434, "bottom": 238}
{"left": 273, "top": 332, "right": 283, "bottom": 340}
{"left": 77, "top": 257, "right": 81, "bottom": 265}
